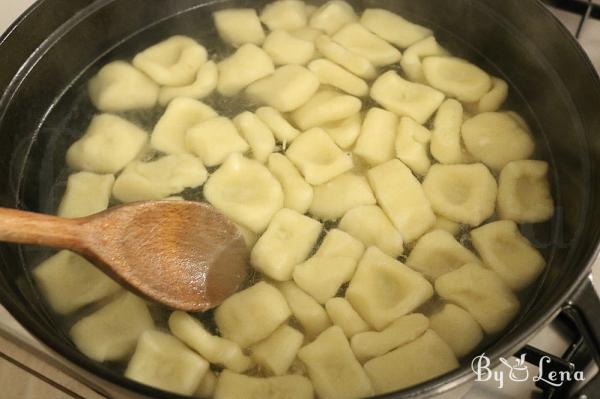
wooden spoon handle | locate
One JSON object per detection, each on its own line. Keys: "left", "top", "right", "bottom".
{"left": 0, "top": 208, "right": 87, "bottom": 251}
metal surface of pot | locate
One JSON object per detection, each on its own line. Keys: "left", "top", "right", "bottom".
{"left": 1, "top": 0, "right": 600, "bottom": 397}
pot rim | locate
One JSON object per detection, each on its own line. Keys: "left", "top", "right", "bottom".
{"left": 0, "top": 0, "right": 599, "bottom": 398}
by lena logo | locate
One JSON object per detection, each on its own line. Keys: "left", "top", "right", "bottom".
{"left": 471, "top": 353, "right": 585, "bottom": 389}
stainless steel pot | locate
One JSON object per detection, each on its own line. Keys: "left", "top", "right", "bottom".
{"left": 1, "top": 0, "right": 600, "bottom": 397}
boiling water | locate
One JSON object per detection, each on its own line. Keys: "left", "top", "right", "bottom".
{"left": 17, "top": 0, "right": 557, "bottom": 386}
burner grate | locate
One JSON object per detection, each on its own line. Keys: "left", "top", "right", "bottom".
{"left": 545, "top": 0, "right": 600, "bottom": 38}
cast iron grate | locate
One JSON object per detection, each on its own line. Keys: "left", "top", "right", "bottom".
{"left": 544, "top": 0, "right": 600, "bottom": 38}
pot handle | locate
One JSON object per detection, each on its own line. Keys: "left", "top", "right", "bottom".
{"left": 565, "top": 276, "right": 600, "bottom": 398}
{"left": 517, "top": 276, "right": 600, "bottom": 398}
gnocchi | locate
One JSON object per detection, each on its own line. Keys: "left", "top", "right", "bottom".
{"left": 125, "top": 330, "right": 209, "bottom": 396}
{"left": 214, "top": 282, "right": 291, "bottom": 347}
{"left": 133, "top": 36, "right": 208, "bottom": 86}
{"left": 309, "top": 172, "right": 376, "bottom": 221}
{"left": 286, "top": 127, "right": 354, "bottom": 185}
{"left": 40, "top": 1, "right": 557, "bottom": 396}
{"left": 471, "top": 220, "right": 545, "bottom": 291}
{"left": 246, "top": 65, "right": 320, "bottom": 112}
{"left": 213, "top": 9, "right": 265, "bottom": 47}
{"left": 298, "top": 326, "right": 374, "bottom": 399}
{"left": 66, "top": 114, "right": 148, "bottom": 174}
{"left": 346, "top": 247, "right": 433, "bottom": 330}
{"left": 204, "top": 153, "right": 284, "bottom": 233}
{"left": 435, "top": 263, "right": 520, "bottom": 334}
{"left": 158, "top": 61, "right": 218, "bottom": 106}
{"left": 251, "top": 208, "right": 322, "bottom": 281}
{"left": 88, "top": 61, "right": 159, "bottom": 112}
{"left": 57, "top": 172, "right": 114, "bottom": 218}
{"left": 422, "top": 163, "right": 498, "bottom": 226}
{"left": 325, "top": 297, "right": 370, "bottom": 338}
{"left": 371, "top": 71, "right": 445, "bottom": 124}
{"left": 497, "top": 160, "right": 554, "bottom": 223}
{"left": 151, "top": 98, "right": 217, "bottom": 155}
{"left": 364, "top": 330, "right": 458, "bottom": 394}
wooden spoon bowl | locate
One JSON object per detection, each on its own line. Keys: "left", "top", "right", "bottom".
{"left": 0, "top": 201, "right": 249, "bottom": 312}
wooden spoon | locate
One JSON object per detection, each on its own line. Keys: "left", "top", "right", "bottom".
{"left": 0, "top": 201, "right": 249, "bottom": 312}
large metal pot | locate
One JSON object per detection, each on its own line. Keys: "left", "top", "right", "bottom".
{"left": 1, "top": 0, "right": 600, "bottom": 397}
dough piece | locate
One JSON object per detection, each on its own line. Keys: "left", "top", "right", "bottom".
{"left": 286, "top": 128, "right": 354, "bottom": 185}
{"left": 309, "top": 1, "right": 358, "bottom": 35}
{"left": 277, "top": 281, "right": 332, "bottom": 338}
{"left": 260, "top": 0, "right": 308, "bottom": 31}
{"left": 308, "top": 59, "right": 368, "bottom": 97}
{"left": 395, "top": 117, "right": 432, "bottom": 176}
{"left": 214, "top": 370, "right": 313, "bottom": 399}
{"left": 158, "top": 61, "right": 218, "bottom": 106}
{"left": 346, "top": 246, "right": 433, "bottom": 330}
{"left": 351, "top": 313, "right": 429, "bottom": 362}
{"left": 88, "top": 61, "right": 159, "bottom": 112}
{"left": 298, "top": 326, "right": 374, "bottom": 399}
{"left": 186, "top": 117, "right": 249, "bottom": 167}
{"left": 407, "top": 229, "right": 480, "bottom": 280}
{"left": 291, "top": 90, "right": 362, "bottom": 131}
{"left": 292, "top": 26, "right": 323, "bottom": 44}
{"left": 256, "top": 106, "right": 301, "bottom": 145}
{"left": 462, "top": 112, "right": 535, "bottom": 171}
{"left": 316, "top": 229, "right": 365, "bottom": 261}
{"left": 66, "top": 114, "right": 148, "bottom": 174}
{"left": 422, "top": 163, "right": 498, "bottom": 226}
{"left": 57, "top": 172, "right": 114, "bottom": 218}
{"left": 33, "top": 250, "right": 121, "bottom": 315}
{"left": 133, "top": 35, "right": 207, "bottom": 86}
{"left": 293, "top": 256, "right": 357, "bottom": 303}
{"left": 315, "top": 35, "right": 377, "bottom": 80}
{"left": 204, "top": 153, "right": 284, "bottom": 233}
{"left": 309, "top": 172, "right": 376, "bottom": 221}
{"left": 431, "top": 99, "right": 465, "bottom": 164}
{"left": 423, "top": 56, "right": 492, "bottom": 102}
{"left": 332, "top": 23, "right": 402, "bottom": 66}
{"left": 233, "top": 111, "right": 276, "bottom": 163}
{"left": 246, "top": 65, "right": 320, "bottom": 112}
{"left": 70, "top": 293, "right": 154, "bottom": 362}
{"left": 429, "top": 303, "right": 483, "bottom": 358}
{"left": 497, "top": 160, "right": 554, "bottom": 223}
{"left": 401, "top": 36, "right": 449, "bottom": 83}
{"left": 217, "top": 44, "right": 275, "bottom": 96}
{"left": 471, "top": 220, "right": 545, "bottom": 291}
{"left": 360, "top": 8, "right": 432, "bottom": 48}
{"left": 235, "top": 223, "right": 258, "bottom": 249}
{"left": 476, "top": 77, "right": 509, "bottom": 113}
{"left": 338, "top": 205, "right": 404, "bottom": 258}
{"left": 435, "top": 263, "right": 520, "bottom": 334}
{"left": 262, "top": 30, "right": 315, "bottom": 65}
{"left": 367, "top": 159, "right": 436, "bottom": 242}
{"left": 321, "top": 114, "right": 363, "bottom": 149}
{"left": 195, "top": 370, "right": 217, "bottom": 399}
{"left": 168, "top": 311, "right": 253, "bottom": 373}
{"left": 371, "top": 71, "right": 445, "bottom": 124}
{"left": 267, "top": 153, "right": 313, "bottom": 214}
{"left": 433, "top": 215, "right": 461, "bottom": 236}
{"left": 250, "top": 324, "right": 304, "bottom": 376}
{"left": 325, "top": 298, "right": 370, "bottom": 338}
{"left": 213, "top": 9, "right": 265, "bottom": 47}
{"left": 112, "top": 154, "right": 208, "bottom": 202}
{"left": 125, "top": 330, "right": 208, "bottom": 396}
{"left": 364, "top": 330, "right": 458, "bottom": 394}
{"left": 151, "top": 98, "right": 217, "bottom": 154}
{"left": 215, "top": 282, "right": 291, "bottom": 347}
{"left": 251, "top": 208, "right": 322, "bottom": 280}
{"left": 353, "top": 107, "right": 398, "bottom": 166}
